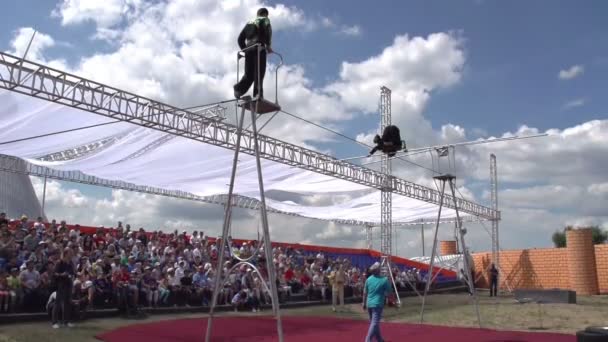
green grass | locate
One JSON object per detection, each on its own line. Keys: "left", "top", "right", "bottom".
{"left": 2, "top": 294, "right": 608, "bottom": 342}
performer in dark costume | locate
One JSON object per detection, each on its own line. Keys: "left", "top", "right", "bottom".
{"left": 233, "top": 8, "right": 273, "bottom": 100}
{"left": 369, "top": 125, "right": 406, "bottom": 157}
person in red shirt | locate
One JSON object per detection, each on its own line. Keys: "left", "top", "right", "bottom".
{"left": 300, "top": 270, "right": 312, "bottom": 300}
{"left": 284, "top": 266, "right": 294, "bottom": 283}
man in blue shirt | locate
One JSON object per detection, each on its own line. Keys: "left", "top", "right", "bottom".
{"left": 362, "top": 262, "right": 390, "bottom": 342}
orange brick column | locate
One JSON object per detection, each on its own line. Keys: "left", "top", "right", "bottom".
{"left": 567, "top": 228, "right": 599, "bottom": 295}
{"left": 440, "top": 240, "right": 457, "bottom": 255}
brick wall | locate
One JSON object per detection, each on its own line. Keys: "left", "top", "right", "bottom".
{"left": 473, "top": 244, "right": 608, "bottom": 294}
{"left": 440, "top": 240, "right": 457, "bottom": 256}
{"left": 472, "top": 248, "right": 570, "bottom": 290}
{"left": 595, "top": 244, "right": 608, "bottom": 293}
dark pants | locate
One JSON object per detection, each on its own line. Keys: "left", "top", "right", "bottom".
{"left": 52, "top": 282, "right": 72, "bottom": 324}
{"left": 490, "top": 277, "right": 498, "bottom": 296}
{"left": 234, "top": 49, "right": 267, "bottom": 98}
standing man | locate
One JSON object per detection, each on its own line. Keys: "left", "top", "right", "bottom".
{"left": 233, "top": 8, "right": 273, "bottom": 100}
{"left": 489, "top": 263, "right": 499, "bottom": 297}
{"left": 362, "top": 262, "right": 390, "bottom": 342}
{"left": 331, "top": 263, "right": 346, "bottom": 312}
{"left": 52, "top": 247, "right": 74, "bottom": 328}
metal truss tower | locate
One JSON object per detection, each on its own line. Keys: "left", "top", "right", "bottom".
{"left": 378, "top": 86, "right": 401, "bottom": 307}
{"left": 490, "top": 154, "right": 499, "bottom": 278}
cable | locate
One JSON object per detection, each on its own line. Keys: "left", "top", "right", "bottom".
{"left": 279, "top": 109, "right": 369, "bottom": 149}
{"left": 0, "top": 120, "right": 121, "bottom": 146}
{"left": 183, "top": 98, "right": 238, "bottom": 110}
{"left": 279, "top": 109, "right": 440, "bottom": 174}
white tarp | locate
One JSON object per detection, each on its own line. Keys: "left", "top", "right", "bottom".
{"left": 0, "top": 91, "right": 459, "bottom": 224}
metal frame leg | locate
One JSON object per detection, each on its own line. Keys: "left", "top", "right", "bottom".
{"left": 420, "top": 180, "right": 446, "bottom": 323}
{"left": 448, "top": 179, "right": 482, "bottom": 328}
{"left": 205, "top": 105, "right": 246, "bottom": 342}
{"left": 250, "top": 107, "right": 284, "bottom": 341}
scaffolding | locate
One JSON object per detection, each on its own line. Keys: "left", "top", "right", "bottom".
{"left": 378, "top": 86, "right": 401, "bottom": 306}
{"left": 419, "top": 174, "right": 482, "bottom": 327}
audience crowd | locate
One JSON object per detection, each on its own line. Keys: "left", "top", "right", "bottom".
{"left": 0, "top": 212, "right": 427, "bottom": 317}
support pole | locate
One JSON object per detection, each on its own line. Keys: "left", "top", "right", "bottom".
{"left": 206, "top": 104, "right": 246, "bottom": 342}
{"left": 448, "top": 178, "right": 482, "bottom": 328}
{"left": 421, "top": 224, "right": 425, "bottom": 256}
{"left": 250, "top": 104, "right": 284, "bottom": 340}
{"left": 490, "top": 154, "right": 500, "bottom": 290}
{"left": 366, "top": 225, "right": 373, "bottom": 250}
{"left": 41, "top": 176, "right": 47, "bottom": 217}
{"left": 379, "top": 86, "right": 400, "bottom": 307}
{"left": 420, "top": 179, "right": 445, "bottom": 322}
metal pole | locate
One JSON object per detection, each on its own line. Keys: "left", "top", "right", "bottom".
{"left": 205, "top": 104, "right": 246, "bottom": 342}
{"left": 449, "top": 178, "right": 482, "bottom": 328}
{"left": 250, "top": 106, "right": 284, "bottom": 341}
{"left": 421, "top": 224, "right": 425, "bottom": 256}
{"left": 41, "top": 176, "right": 47, "bottom": 217}
{"left": 420, "top": 179, "right": 446, "bottom": 323}
{"left": 490, "top": 154, "right": 500, "bottom": 291}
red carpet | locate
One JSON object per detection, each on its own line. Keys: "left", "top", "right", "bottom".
{"left": 97, "top": 316, "right": 575, "bottom": 342}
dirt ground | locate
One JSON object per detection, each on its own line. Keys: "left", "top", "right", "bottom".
{"left": 1, "top": 293, "right": 606, "bottom": 342}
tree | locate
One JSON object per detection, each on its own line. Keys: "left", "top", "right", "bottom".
{"left": 552, "top": 225, "right": 607, "bottom": 247}
{"left": 590, "top": 226, "right": 608, "bottom": 245}
{"left": 552, "top": 230, "right": 566, "bottom": 248}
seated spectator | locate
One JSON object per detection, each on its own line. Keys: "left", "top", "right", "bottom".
{"left": 20, "top": 260, "right": 41, "bottom": 312}
{"left": 231, "top": 290, "right": 248, "bottom": 312}
{"left": 141, "top": 266, "right": 159, "bottom": 307}
{"left": 0, "top": 271, "right": 9, "bottom": 312}
{"left": 158, "top": 275, "right": 170, "bottom": 306}
{"left": 93, "top": 273, "right": 113, "bottom": 307}
{"left": 178, "top": 269, "right": 193, "bottom": 307}
{"left": 7, "top": 267, "right": 22, "bottom": 312}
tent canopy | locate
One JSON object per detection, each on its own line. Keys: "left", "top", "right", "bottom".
{"left": 0, "top": 91, "right": 460, "bottom": 224}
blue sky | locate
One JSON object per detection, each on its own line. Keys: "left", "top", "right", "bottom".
{"left": 0, "top": 0, "right": 606, "bottom": 254}
{"left": 3, "top": 0, "right": 606, "bottom": 136}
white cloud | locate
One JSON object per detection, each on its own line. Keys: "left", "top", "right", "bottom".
{"left": 563, "top": 98, "right": 586, "bottom": 109}
{"left": 339, "top": 25, "right": 362, "bottom": 37}
{"left": 558, "top": 64, "right": 584, "bottom": 80}
{"left": 52, "top": 0, "right": 142, "bottom": 28}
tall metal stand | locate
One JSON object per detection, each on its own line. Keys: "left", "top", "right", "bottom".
{"left": 419, "top": 174, "right": 481, "bottom": 327}
{"left": 490, "top": 154, "right": 500, "bottom": 291}
{"left": 379, "top": 86, "right": 401, "bottom": 307}
{"left": 206, "top": 46, "right": 284, "bottom": 341}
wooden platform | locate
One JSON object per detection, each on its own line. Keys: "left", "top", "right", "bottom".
{"left": 238, "top": 96, "right": 281, "bottom": 114}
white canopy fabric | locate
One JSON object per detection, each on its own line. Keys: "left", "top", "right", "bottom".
{"left": 0, "top": 91, "right": 459, "bottom": 224}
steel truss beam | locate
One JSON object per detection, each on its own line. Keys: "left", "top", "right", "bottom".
{"left": 0, "top": 51, "right": 497, "bottom": 220}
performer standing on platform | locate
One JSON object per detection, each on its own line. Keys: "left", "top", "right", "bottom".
{"left": 234, "top": 8, "right": 273, "bottom": 100}
{"left": 362, "top": 262, "right": 390, "bottom": 342}
{"left": 489, "top": 263, "right": 499, "bottom": 297}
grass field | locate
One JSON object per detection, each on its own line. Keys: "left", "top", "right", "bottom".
{"left": 1, "top": 293, "right": 607, "bottom": 342}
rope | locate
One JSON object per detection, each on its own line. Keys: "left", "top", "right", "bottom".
{"left": 0, "top": 120, "right": 121, "bottom": 146}
{"left": 183, "top": 98, "right": 238, "bottom": 110}
{"left": 278, "top": 109, "right": 440, "bottom": 174}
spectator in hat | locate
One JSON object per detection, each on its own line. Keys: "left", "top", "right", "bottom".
{"left": 363, "top": 262, "right": 390, "bottom": 342}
